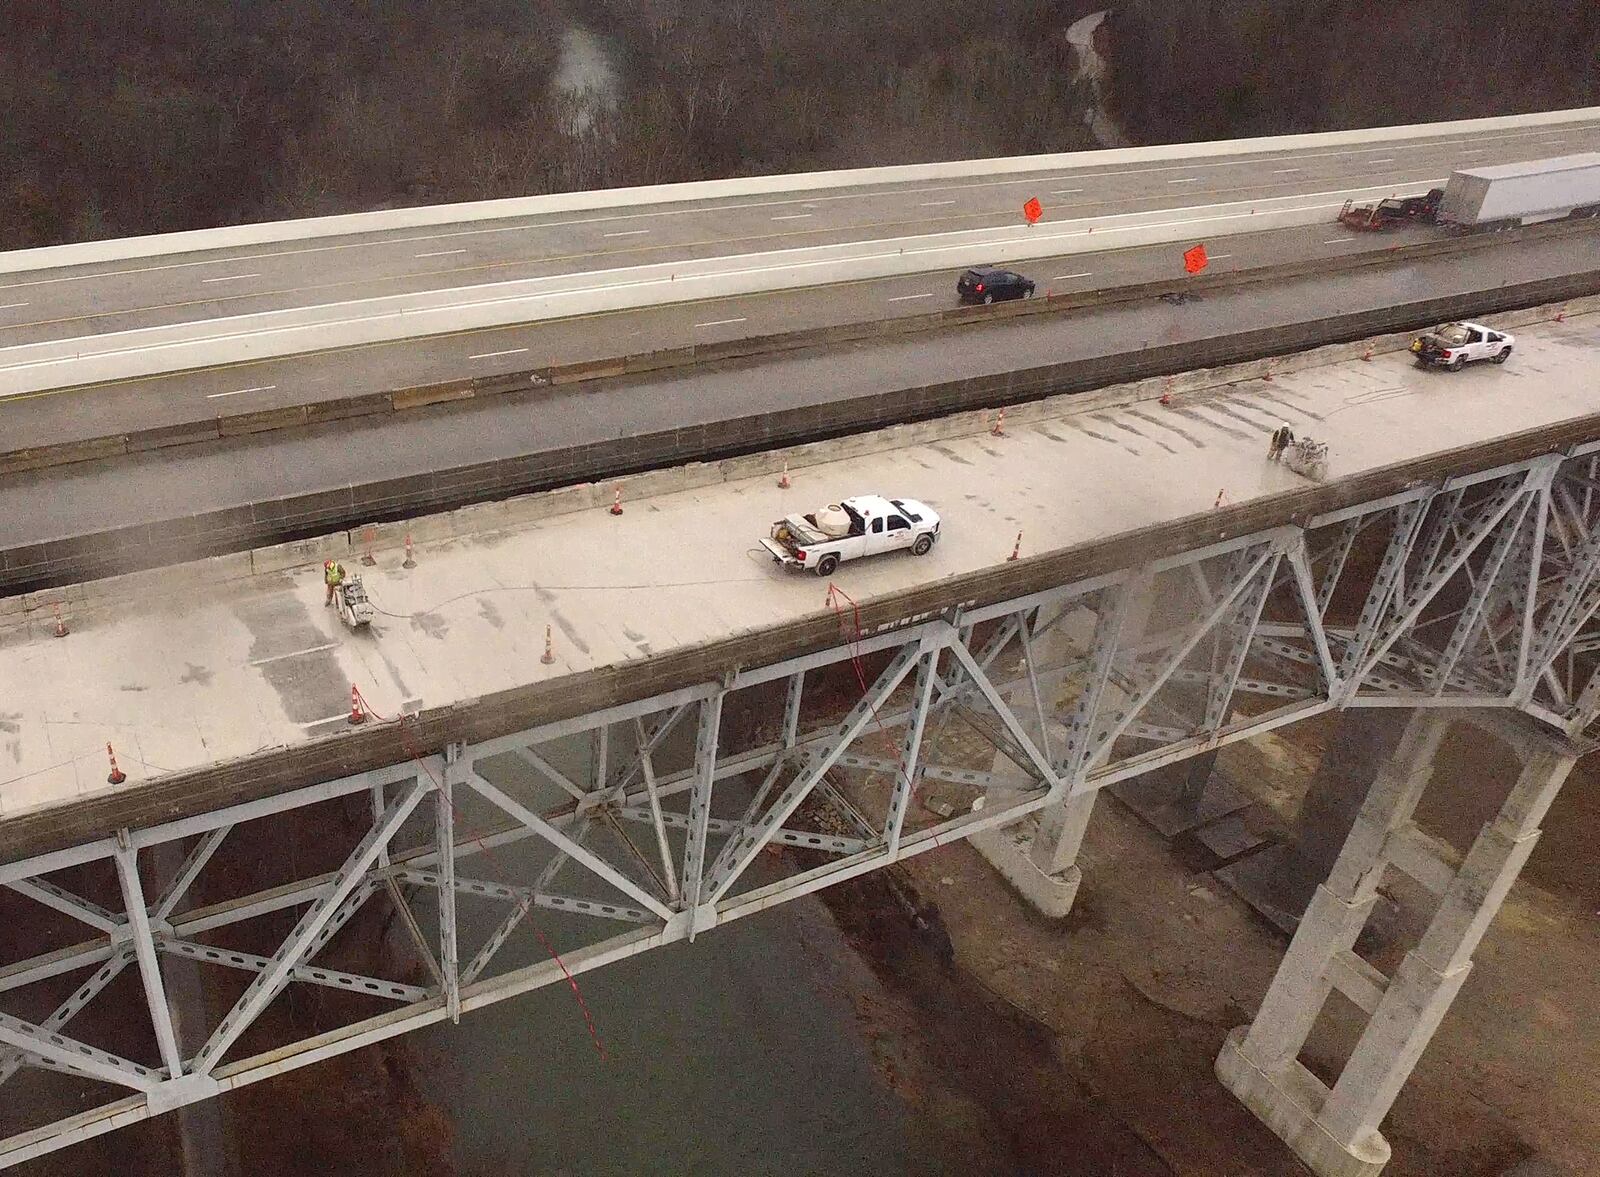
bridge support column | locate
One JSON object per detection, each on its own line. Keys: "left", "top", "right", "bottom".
{"left": 1217, "top": 711, "right": 1583, "bottom": 1177}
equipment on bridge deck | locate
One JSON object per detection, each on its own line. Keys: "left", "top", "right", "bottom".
{"left": 334, "top": 575, "right": 374, "bottom": 629}
{"left": 763, "top": 494, "right": 941, "bottom": 576}
{"left": 1411, "top": 321, "right": 1515, "bottom": 370}
{"left": 1283, "top": 437, "right": 1329, "bottom": 482}
{"left": 1336, "top": 188, "right": 1443, "bottom": 230}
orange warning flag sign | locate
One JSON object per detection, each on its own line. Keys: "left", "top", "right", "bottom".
{"left": 1022, "top": 197, "right": 1043, "bottom": 225}
{"left": 1183, "top": 243, "right": 1208, "bottom": 274}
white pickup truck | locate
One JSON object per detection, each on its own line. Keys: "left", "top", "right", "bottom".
{"left": 761, "top": 494, "right": 941, "bottom": 576}
{"left": 1410, "top": 321, "right": 1514, "bottom": 370}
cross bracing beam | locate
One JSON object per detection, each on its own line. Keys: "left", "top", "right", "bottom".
{"left": 14, "top": 446, "right": 1600, "bottom": 1164}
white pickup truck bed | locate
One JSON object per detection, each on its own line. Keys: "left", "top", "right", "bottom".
{"left": 763, "top": 495, "right": 941, "bottom": 575}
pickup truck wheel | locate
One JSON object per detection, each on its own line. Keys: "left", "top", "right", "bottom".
{"left": 912, "top": 535, "right": 934, "bottom": 556}
{"left": 816, "top": 555, "right": 839, "bottom": 577}
{"left": 1492, "top": 347, "right": 1511, "bottom": 363}
{"left": 1448, "top": 356, "right": 1465, "bottom": 372}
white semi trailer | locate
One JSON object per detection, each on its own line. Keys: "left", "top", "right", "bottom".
{"left": 1437, "top": 153, "right": 1600, "bottom": 229}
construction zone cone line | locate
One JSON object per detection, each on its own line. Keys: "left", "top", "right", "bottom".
{"left": 609, "top": 487, "right": 624, "bottom": 516}
{"left": 542, "top": 624, "right": 556, "bottom": 665}
{"left": 106, "top": 743, "right": 126, "bottom": 785}
{"left": 348, "top": 684, "right": 367, "bottom": 726}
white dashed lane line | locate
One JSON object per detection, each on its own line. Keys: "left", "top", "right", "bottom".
{"left": 887, "top": 293, "right": 935, "bottom": 302}
{"left": 201, "top": 273, "right": 261, "bottom": 283}
{"left": 468, "top": 347, "right": 530, "bottom": 360}
{"left": 694, "top": 318, "right": 747, "bottom": 329}
{"left": 415, "top": 249, "right": 466, "bottom": 258}
{"left": 207, "top": 385, "right": 276, "bottom": 399}
{"left": 602, "top": 230, "right": 651, "bottom": 238}
{"left": 771, "top": 214, "right": 814, "bottom": 221}
{"left": 1052, "top": 272, "right": 1093, "bottom": 281}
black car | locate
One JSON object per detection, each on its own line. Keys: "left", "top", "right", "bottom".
{"left": 956, "top": 266, "right": 1035, "bottom": 305}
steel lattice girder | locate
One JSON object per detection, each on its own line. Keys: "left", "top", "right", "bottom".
{"left": 10, "top": 445, "right": 1600, "bottom": 1166}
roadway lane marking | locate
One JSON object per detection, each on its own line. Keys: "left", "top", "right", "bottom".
{"left": 887, "top": 293, "right": 934, "bottom": 302}
{"left": 0, "top": 302, "right": 27, "bottom": 310}
{"left": 8, "top": 120, "right": 1592, "bottom": 294}
{"left": 694, "top": 318, "right": 747, "bottom": 328}
{"left": 1324, "top": 237, "right": 1356, "bottom": 245}
{"left": 201, "top": 273, "right": 261, "bottom": 283}
{"left": 1052, "top": 272, "right": 1093, "bottom": 281}
{"left": 1273, "top": 168, "right": 1302, "bottom": 174}
{"left": 250, "top": 643, "right": 337, "bottom": 667}
{"left": 468, "top": 347, "right": 530, "bottom": 360}
{"left": 771, "top": 214, "right": 814, "bottom": 220}
{"left": 415, "top": 249, "right": 467, "bottom": 258}
{"left": 1051, "top": 188, "right": 1084, "bottom": 195}
{"left": 1367, "top": 157, "right": 1394, "bottom": 164}
{"left": 920, "top": 200, "right": 957, "bottom": 206}
{"left": 1167, "top": 177, "right": 1199, "bottom": 184}
{"left": 603, "top": 229, "right": 651, "bottom": 237}
{"left": 207, "top": 385, "right": 276, "bottom": 399}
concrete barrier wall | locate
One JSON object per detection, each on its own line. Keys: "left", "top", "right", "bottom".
{"left": 0, "top": 185, "right": 1439, "bottom": 398}
{"left": 6, "top": 219, "right": 1583, "bottom": 476}
{"left": 4, "top": 105, "right": 1596, "bottom": 277}
{"left": 5, "top": 277, "right": 1598, "bottom": 599}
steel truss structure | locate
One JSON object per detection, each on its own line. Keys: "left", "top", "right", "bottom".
{"left": 7, "top": 443, "right": 1600, "bottom": 1166}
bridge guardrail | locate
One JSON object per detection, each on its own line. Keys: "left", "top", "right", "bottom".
{"left": 3, "top": 105, "right": 1596, "bottom": 276}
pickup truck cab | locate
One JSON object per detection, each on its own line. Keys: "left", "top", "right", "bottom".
{"left": 761, "top": 495, "right": 941, "bottom": 576}
{"left": 1410, "top": 321, "right": 1514, "bottom": 370}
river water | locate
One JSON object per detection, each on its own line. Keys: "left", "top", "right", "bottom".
{"left": 417, "top": 899, "right": 922, "bottom": 1175}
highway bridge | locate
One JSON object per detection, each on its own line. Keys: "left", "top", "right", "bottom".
{"left": 4, "top": 109, "right": 1600, "bottom": 1176}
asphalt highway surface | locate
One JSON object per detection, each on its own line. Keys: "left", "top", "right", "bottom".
{"left": 2, "top": 228, "right": 1595, "bottom": 552}
{"left": 2, "top": 118, "right": 1597, "bottom": 355}
{"left": 0, "top": 218, "right": 1555, "bottom": 452}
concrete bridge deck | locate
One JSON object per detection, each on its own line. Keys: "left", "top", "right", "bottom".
{"left": 3, "top": 302, "right": 1597, "bottom": 842}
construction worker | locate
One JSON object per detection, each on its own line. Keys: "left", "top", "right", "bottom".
{"left": 1267, "top": 422, "right": 1295, "bottom": 463}
{"left": 324, "top": 559, "right": 346, "bottom": 607}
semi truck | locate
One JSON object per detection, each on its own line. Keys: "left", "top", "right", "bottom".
{"left": 1436, "top": 153, "right": 1600, "bottom": 230}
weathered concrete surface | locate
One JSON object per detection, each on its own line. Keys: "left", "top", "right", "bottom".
{"left": 3, "top": 309, "right": 1600, "bottom": 853}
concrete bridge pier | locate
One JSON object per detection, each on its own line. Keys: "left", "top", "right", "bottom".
{"left": 1217, "top": 709, "right": 1586, "bottom": 1177}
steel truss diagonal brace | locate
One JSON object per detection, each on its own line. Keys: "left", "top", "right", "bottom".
{"left": 0, "top": 1011, "right": 160, "bottom": 1093}
{"left": 114, "top": 843, "right": 184, "bottom": 1080}
{"left": 189, "top": 780, "right": 430, "bottom": 1076}
{"left": 1086, "top": 548, "right": 1273, "bottom": 772}
{"left": 465, "top": 775, "right": 675, "bottom": 923}
{"left": 702, "top": 641, "right": 923, "bottom": 905}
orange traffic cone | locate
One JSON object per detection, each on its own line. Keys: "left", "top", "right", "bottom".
{"left": 348, "top": 684, "right": 367, "bottom": 726}
{"left": 52, "top": 603, "right": 68, "bottom": 639}
{"left": 541, "top": 624, "right": 555, "bottom": 665}
{"left": 106, "top": 743, "right": 126, "bottom": 785}
{"left": 609, "top": 487, "right": 624, "bottom": 516}
{"left": 1008, "top": 532, "right": 1022, "bottom": 561}
{"left": 402, "top": 534, "right": 416, "bottom": 569}
{"left": 778, "top": 461, "right": 791, "bottom": 489}
{"left": 1214, "top": 489, "right": 1227, "bottom": 509}
{"left": 991, "top": 408, "right": 1007, "bottom": 438}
